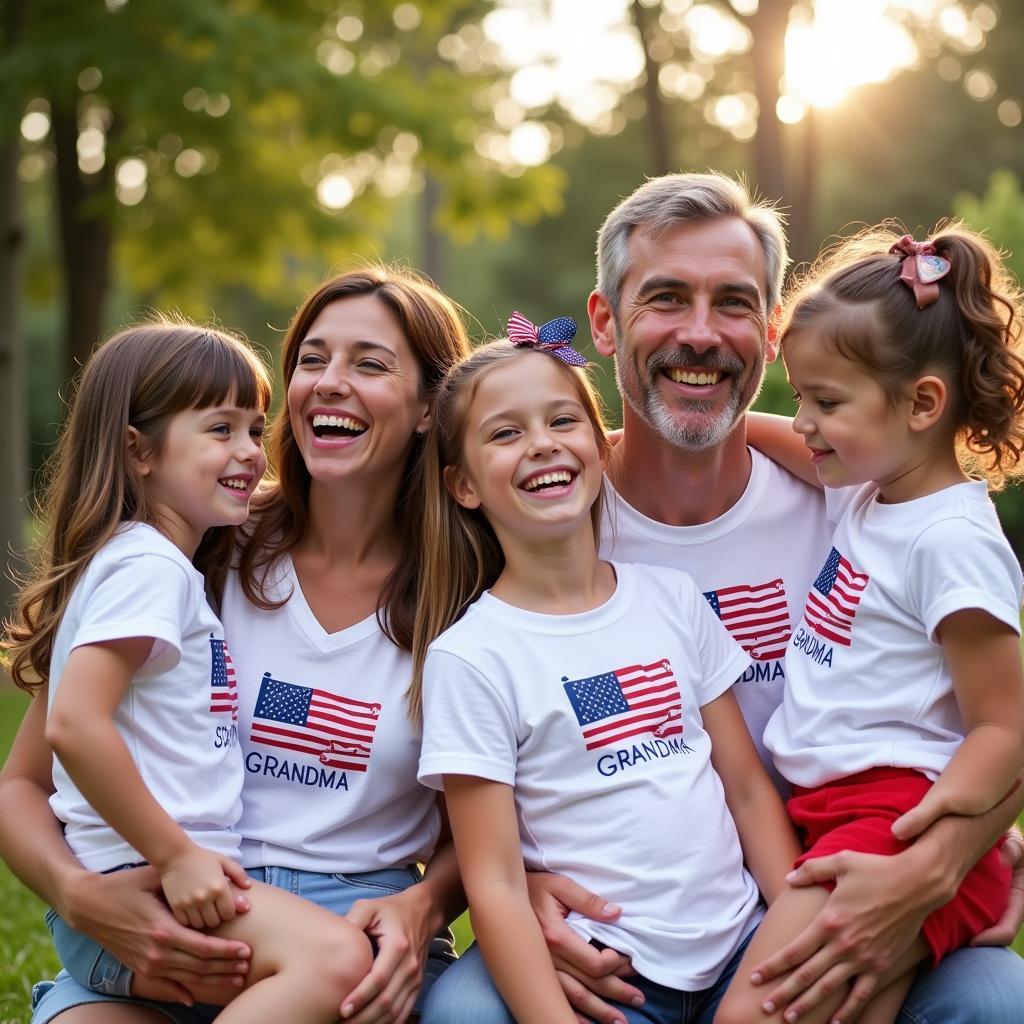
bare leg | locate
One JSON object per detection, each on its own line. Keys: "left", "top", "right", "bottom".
{"left": 715, "top": 885, "right": 928, "bottom": 1024}
{"left": 855, "top": 971, "right": 916, "bottom": 1024}
{"left": 208, "top": 879, "right": 373, "bottom": 1024}
{"left": 49, "top": 1008, "right": 172, "bottom": 1023}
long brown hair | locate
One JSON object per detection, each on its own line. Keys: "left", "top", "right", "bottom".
{"left": 233, "top": 266, "right": 471, "bottom": 651}
{"left": 783, "top": 221, "right": 1024, "bottom": 488}
{"left": 4, "top": 318, "right": 272, "bottom": 692}
{"left": 408, "top": 343, "right": 609, "bottom": 721}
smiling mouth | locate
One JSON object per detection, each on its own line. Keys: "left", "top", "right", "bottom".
{"left": 521, "top": 470, "right": 576, "bottom": 493}
{"left": 219, "top": 477, "right": 249, "bottom": 494}
{"left": 664, "top": 369, "right": 723, "bottom": 386}
{"left": 311, "top": 414, "right": 367, "bottom": 440}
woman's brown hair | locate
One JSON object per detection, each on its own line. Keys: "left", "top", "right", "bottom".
{"left": 783, "top": 221, "right": 1024, "bottom": 488}
{"left": 4, "top": 318, "right": 272, "bottom": 691}
{"left": 232, "top": 266, "right": 471, "bottom": 651}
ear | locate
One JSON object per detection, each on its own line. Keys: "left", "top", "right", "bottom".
{"left": 126, "top": 426, "right": 151, "bottom": 476}
{"left": 765, "top": 304, "right": 782, "bottom": 364}
{"left": 588, "top": 291, "right": 617, "bottom": 359}
{"left": 414, "top": 400, "right": 432, "bottom": 437}
{"left": 443, "top": 463, "right": 481, "bottom": 510}
{"left": 907, "top": 375, "right": 948, "bottom": 431}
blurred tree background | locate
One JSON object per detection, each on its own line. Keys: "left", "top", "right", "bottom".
{"left": 2, "top": 0, "right": 1024, "bottom": 610}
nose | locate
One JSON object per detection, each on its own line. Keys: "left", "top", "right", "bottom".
{"left": 527, "top": 425, "right": 561, "bottom": 458}
{"left": 313, "top": 357, "right": 352, "bottom": 398}
{"left": 238, "top": 431, "right": 263, "bottom": 463}
{"left": 677, "top": 297, "right": 718, "bottom": 354}
{"left": 792, "top": 403, "right": 813, "bottom": 436}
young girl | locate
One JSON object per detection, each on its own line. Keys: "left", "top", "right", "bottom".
{"left": 409, "top": 315, "right": 801, "bottom": 1024}
{"left": 716, "top": 226, "right": 1024, "bottom": 1024}
{"left": 4, "top": 321, "right": 373, "bottom": 1022}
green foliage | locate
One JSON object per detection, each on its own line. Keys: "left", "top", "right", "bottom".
{"left": 3, "top": 0, "right": 569, "bottom": 315}
{"left": 953, "top": 170, "right": 1024, "bottom": 554}
{"left": 955, "top": 170, "right": 1024, "bottom": 285}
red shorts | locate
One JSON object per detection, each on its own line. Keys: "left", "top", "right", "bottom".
{"left": 788, "top": 767, "right": 1010, "bottom": 966}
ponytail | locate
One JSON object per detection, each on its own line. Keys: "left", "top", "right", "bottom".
{"left": 929, "top": 230, "right": 1024, "bottom": 488}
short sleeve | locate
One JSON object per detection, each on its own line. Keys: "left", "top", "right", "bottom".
{"left": 908, "top": 518, "right": 1023, "bottom": 641}
{"left": 684, "top": 579, "right": 752, "bottom": 706}
{"left": 71, "top": 553, "right": 194, "bottom": 679}
{"left": 418, "top": 648, "right": 519, "bottom": 791}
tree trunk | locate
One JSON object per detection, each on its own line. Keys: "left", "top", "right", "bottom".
{"left": 630, "top": 0, "right": 672, "bottom": 175}
{"left": 747, "top": 0, "right": 792, "bottom": 205}
{"left": 420, "top": 171, "right": 445, "bottom": 288}
{"left": 0, "top": 0, "right": 29, "bottom": 614}
{"left": 51, "top": 103, "right": 114, "bottom": 380}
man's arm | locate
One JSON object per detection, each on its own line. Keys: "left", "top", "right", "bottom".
{"left": 751, "top": 786, "right": 1024, "bottom": 1022}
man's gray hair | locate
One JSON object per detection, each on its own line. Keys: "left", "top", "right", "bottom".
{"left": 596, "top": 172, "right": 788, "bottom": 315}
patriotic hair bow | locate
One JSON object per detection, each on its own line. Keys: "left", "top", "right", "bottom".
{"left": 889, "top": 235, "right": 951, "bottom": 309}
{"left": 506, "top": 310, "right": 587, "bottom": 366}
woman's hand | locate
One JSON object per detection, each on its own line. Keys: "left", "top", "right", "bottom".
{"left": 64, "top": 865, "right": 251, "bottom": 1004}
{"left": 526, "top": 871, "right": 644, "bottom": 1024}
{"left": 341, "top": 886, "right": 435, "bottom": 1024}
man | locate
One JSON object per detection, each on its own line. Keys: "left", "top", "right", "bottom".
{"left": 421, "top": 172, "right": 1024, "bottom": 1024}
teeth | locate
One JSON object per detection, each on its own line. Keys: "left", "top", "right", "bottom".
{"left": 524, "top": 471, "right": 572, "bottom": 492}
{"left": 312, "top": 414, "right": 365, "bottom": 432}
{"left": 220, "top": 478, "right": 247, "bottom": 491}
{"left": 667, "top": 369, "right": 721, "bottom": 385}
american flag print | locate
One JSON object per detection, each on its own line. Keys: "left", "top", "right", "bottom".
{"left": 563, "top": 659, "right": 683, "bottom": 751}
{"left": 249, "top": 673, "right": 380, "bottom": 772}
{"left": 208, "top": 637, "right": 238, "bottom": 720}
{"left": 803, "top": 547, "right": 869, "bottom": 647}
{"left": 704, "top": 578, "right": 790, "bottom": 661}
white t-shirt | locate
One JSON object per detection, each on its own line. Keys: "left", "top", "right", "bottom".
{"left": 600, "top": 448, "right": 832, "bottom": 791}
{"left": 764, "top": 481, "right": 1023, "bottom": 788}
{"left": 419, "top": 562, "right": 761, "bottom": 990}
{"left": 221, "top": 558, "right": 440, "bottom": 872}
{"left": 48, "top": 523, "right": 243, "bottom": 872}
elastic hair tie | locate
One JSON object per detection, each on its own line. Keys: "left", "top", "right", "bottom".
{"left": 888, "top": 234, "right": 951, "bottom": 309}
{"left": 506, "top": 311, "right": 587, "bottom": 366}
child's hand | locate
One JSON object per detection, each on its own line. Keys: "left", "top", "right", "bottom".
{"left": 159, "top": 845, "right": 252, "bottom": 930}
{"left": 891, "top": 786, "right": 961, "bottom": 841}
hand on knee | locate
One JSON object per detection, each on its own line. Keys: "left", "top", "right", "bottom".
{"left": 300, "top": 920, "right": 374, "bottom": 1014}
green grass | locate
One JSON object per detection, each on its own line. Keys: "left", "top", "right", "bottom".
{"left": 1, "top": 686, "right": 1021, "bottom": 1024}
{"left": 0, "top": 688, "right": 59, "bottom": 1024}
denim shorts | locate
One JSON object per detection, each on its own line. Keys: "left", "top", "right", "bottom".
{"left": 31, "top": 864, "right": 456, "bottom": 1024}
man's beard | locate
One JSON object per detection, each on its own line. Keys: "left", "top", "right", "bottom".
{"left": 615, "top": 337, "right": 765, "bottom": 452}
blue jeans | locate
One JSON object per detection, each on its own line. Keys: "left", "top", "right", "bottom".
{"left": 420, "top": 937, "right": 1024, "bottom": 1024}
{"left": 31, "top": 865, "right": 455, "bottom": 1024}
{"left": 421, "top": 933, "right": 755, "bottom": 1024}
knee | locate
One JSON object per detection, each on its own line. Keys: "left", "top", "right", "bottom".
{"left": 713, "top": 989, "right": 764, "bottom": 1024}
{"left": 298, "top": 920, "right": 374, "bottom": 1010}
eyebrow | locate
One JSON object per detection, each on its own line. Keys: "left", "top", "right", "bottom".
{"left": 297, "top": 337, "right": 398, "bottom": 358}
{"left": 202, "top": 406, "right": 266, "bottom": 419}
{"left": 634, "top": 276, "right": 763, "bottom": 302}
{"left": 477, "top": 398, "right": 584, "bottom": 434}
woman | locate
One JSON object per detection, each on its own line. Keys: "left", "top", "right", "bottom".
{"left": 0, "top": 267, "right": 470, "bottom": 1024}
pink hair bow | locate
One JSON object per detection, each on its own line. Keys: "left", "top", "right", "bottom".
{"left": 506, "top": 311, "right": 587, "bottom": 366}
{"left": 889, "top": 235, "right": 951, "bottom": 309}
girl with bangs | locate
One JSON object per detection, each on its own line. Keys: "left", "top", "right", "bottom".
{"left": 3, "top": 319, "right": 376, "bottom": 1023}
